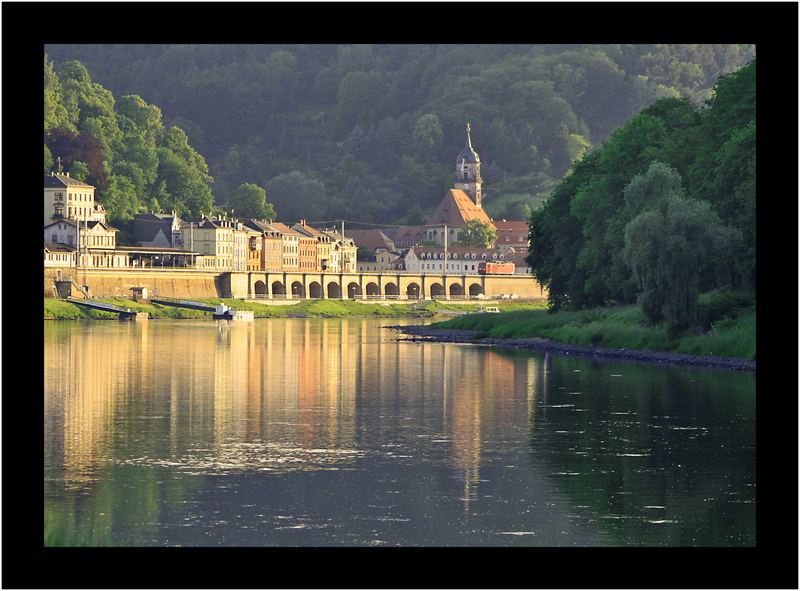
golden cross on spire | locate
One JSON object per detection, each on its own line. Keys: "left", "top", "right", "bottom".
{"left": 466, "top": 122, "right": 472, "bottom": 148}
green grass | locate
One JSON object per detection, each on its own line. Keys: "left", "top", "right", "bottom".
{"left": 431, "top": 299, "right": 756, "bottom": 360}
{"left": 44, "top": 297, "right": 548, "bottom": 320}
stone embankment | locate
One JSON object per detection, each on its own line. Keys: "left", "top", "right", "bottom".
{"left": 389, "top": 325, "right": 756, "bottom": 372}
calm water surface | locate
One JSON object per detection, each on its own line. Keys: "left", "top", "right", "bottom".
{"left": 44, "top": 318, "right": 755, "bottom": 546}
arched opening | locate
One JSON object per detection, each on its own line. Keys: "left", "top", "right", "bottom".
{"left": 385, "top": 282, "right": 398, "bottom": 297}
{"left": 449, "top": 283, "right": 464, "bottom": 298}
{"left": 327, "top": 282, "right": 341, "bottom": 299}
{"left": 347, "top": 282, "right": 361, "bottom": 299}
{"left": 406, "top": 282, "right": 420, "bottom": 300}
{"left": 468, "top": 283, "right": 484, "bottom": 297}
{"left": 254, "top": 280, "right": 267, "bottom": 298}
{"left": 366, "top": 282, "right": 380, "bottom": 297}
{"left": 291, "top": 281, "right": 305, "bottom": 299}
{"left": 430, "top": 282, "right": 444, "bottom": 298}
{"left": 309, "top": 281, "right": 322, "bottom": 299}
{"left": 271, "top": 281, "right": 286, "bottom": 298}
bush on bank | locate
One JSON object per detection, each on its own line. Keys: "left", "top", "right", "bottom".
{"left": 431, "top": 291, "right": 755, "bottom": 360}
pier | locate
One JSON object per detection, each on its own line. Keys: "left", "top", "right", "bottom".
{"left": 66, "top": 297, "right": 149, "bottom": 321}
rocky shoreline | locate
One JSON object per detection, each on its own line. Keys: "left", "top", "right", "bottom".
{"left": 388, "top": 325, "right": 756, "bottom": 372}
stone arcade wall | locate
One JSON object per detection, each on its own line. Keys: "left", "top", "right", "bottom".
{"left": 44, "top": 268, "right": 547, "bottom": 301}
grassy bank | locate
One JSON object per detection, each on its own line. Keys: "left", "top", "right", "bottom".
{"left": 44, "top": 297, "right": 548, "bottom": 320}
{"left": 429, "top": 291, "right": 755, "bottom": 360}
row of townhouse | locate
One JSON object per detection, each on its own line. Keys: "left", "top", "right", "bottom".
{"left": 44, "top": 172, "right": 358, "bottom": 273}
{"left": 174, "top": 216, "right": 358, "bottom": 273}
{"left": 356, "top": 244, "right": 532, "bottom": 275}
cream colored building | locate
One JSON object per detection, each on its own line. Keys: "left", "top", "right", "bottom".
{"left": 322, "top": 230, "right": 358, "bottom": 273}
{"left": 44, "top": 172, "right": 107, "bottom": 226}
{"left": 44, "top": 218, "right": 117, "bottom": 250}
{"left": 179, "top": 215, "right": 249, "bottom": 271}
{"left": 357, "top": 248, "right": 404, "bottom": 272}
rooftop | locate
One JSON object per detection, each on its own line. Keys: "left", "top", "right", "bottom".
{"left": 44, "top": 173, "right": 95, "bottom": 189}
{"left": 425, "top": 189, "right": 494, "bottom": 228}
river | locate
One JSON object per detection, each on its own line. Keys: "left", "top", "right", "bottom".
{"left": 44, "top": 318, "right": 755, "bottom": 546}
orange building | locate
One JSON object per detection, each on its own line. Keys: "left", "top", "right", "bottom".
{"left": 292, "top": 220, "right": 319, "bottom": 272}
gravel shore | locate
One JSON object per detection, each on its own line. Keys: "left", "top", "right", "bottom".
{"left": 388, "top": 325, "right": 756, "bottom": 372}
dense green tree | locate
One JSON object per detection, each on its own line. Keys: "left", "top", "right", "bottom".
{"left": 622, "top": 163, "right": 741, "bottom": 335}
{"left": 44, "top": 144, "right": 53, "bottom": 174}
{"left": 265, "top": 171, "right": 327, "bottom": 224}
{"left": 412, "top": 114, "right": 444, "bottom": 162}
{"left": 458, "top": 220, "right": 498, "bottom": 248}
{"left": 44, "top": 56, "right": 73, "bottom": 132}
{"left": 69, "top": 160, "right": 90, "bottom": 182}
{"left": 226, "top": 183, "right": 276, "bottom": 220}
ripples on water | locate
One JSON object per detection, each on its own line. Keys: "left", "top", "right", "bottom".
{"left": 44, "top": 319, "right": 755, "bottom": 547}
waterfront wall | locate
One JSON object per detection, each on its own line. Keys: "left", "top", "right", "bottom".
{"left": 44, "top": 268, "right": 225, "bottom": 299}
{"left": 44, "top": 268, "right": 548, "bottom": 301}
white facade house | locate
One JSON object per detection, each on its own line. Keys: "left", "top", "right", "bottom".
{"left": 402, "top": 246, "right": 515, "bottom": 274}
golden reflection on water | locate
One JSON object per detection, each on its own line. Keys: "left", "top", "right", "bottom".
{"left": 45, "top": 319, "right": 542, "bottom": 494}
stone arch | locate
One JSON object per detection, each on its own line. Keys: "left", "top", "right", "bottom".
{"left": 430, "top": 282, "right": 444, "bottom": 298}
{"left": 468, "top": 283, "right": 484, "bottom": 297}
{"left": 449, "top": 283, "right": 464, "bottom": 297}
{"left": 309, "top": 281, "right": 322, "bottom": 299}
{"left": 406, "top": 282, "right": 420, "bottom": 300}
{"left": 290, "top": 281, "right": 305, "bottom": 299}
{"left": 347, "top": 282, "right": 361, "bottom": 299}
{"left": 327, "top": 281, "right": 341, "bottom": 299}
{"left": 384, "top": 282, "right": 398, "bottom": 297}
{"left": 254, "top": 280, "right": 267, "bottom": 297}
{"left": 366, "top": 282, "right": 380, "bottom": 296}
{"left": 272, "top": 281, "right": 286, "bottom": 297}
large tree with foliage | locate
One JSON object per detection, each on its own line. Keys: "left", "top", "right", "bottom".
{"left": 622, "top": 162, "right": 741, "bottom": 336}
{"left": 457, "top": 220, "right": 497, "bottom": 248}
{"left": 226, "top": 183, "right": 276, "bottom": 220}
{"left": 528, "top": 58, "right": 755, "bottom": 311}
{"left": 44, "top": 56, "right": 215, "bottom": 228}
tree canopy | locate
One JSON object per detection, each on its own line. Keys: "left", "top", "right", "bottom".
{"left": 44, "top": 56, "right": 215, "bottom": 228}
{"left": 527, "top": 59, "right": 755, "bottom": 313}
{"left": 457, "top": 220, "right": 498, "bottom": 248}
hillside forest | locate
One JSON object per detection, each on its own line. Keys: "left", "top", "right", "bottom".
{"left": 44, "top": 44, "right": 754, "bottom": 231}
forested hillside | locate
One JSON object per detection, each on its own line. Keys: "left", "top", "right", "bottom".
{"left": 45, "top": 44, "right": 753, "bottom": 225}
{"left": 527, "top": 60, "right": 755, "bottom": 333}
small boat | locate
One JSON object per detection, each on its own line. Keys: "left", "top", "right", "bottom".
{"left": 476, "top": 306, "right": 501, "bottom": 313}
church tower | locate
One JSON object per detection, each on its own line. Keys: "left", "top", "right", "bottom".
{"left": 454, "top": 122, "right": 483, "bottom": 208}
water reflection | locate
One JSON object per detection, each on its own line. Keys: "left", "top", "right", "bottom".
{"left": 44, "top": 319, "right": 755, "bottom": 546}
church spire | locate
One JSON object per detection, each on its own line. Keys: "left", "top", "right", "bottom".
{"left": 454, "top": 122, "right": 482, "bottom": 208}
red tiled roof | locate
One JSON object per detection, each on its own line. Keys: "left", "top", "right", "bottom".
{"left": 494, "top": 220, "right": 528, "bottom": 232}
{"left": 425, "top": 189, "right": 494, "bottom": 228}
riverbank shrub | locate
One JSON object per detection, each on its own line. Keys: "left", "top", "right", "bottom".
{"left": 432, "top": 299, "right": 755, "bottom": 359}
